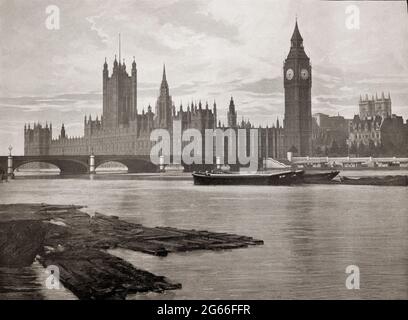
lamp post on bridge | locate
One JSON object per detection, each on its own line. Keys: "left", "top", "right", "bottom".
{"left": 7, "top": 145, "right": 14, "bottom": 179}
{"left": 89, "top": 149, "right": 96, "bottom": 174}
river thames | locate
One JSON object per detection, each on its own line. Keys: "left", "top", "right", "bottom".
{"left": 1, "top": 170, "right": 408, "bottom": 299}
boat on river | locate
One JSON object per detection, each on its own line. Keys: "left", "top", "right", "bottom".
{"left": 192, "top": 170, "right": 304, "bottom": 185}
{"left": 340, "top": 175, "right": 408, "bottom": 186}
{"left": 301, "top": 171, "right": 340, "bottom": 184}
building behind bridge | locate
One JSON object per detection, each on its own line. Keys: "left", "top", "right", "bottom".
{"left": 347, "top": 93, "right": 408, "bottom": 156}
{"left": 312, "top": 113, "right": 350, "bottom": 156}
{"left": 25, "top": 22, "right": 317, "bottom": 162}
{"left": 24, "top": 60, "right": 286, "bottom": 162}
{"left": 311, "top": 93, "right": 408, "bottom": 157}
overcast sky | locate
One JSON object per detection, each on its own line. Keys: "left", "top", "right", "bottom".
{"left": 0, "top": 0, "right": 407, "bottom": 154}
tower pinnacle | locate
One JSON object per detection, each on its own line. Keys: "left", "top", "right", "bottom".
{"left": 162, "top": 64, "right": 167, "bottom": 82}
{"left": 291, "top": 20, "right": 303, "bottom": 47}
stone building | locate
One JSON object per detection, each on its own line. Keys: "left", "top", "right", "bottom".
{"left": 24, "top": 63, "right": 219, "bottom": 157}
{"left": 24, "top": 122, "right": 52, "bottom": 156}
{"left": 312, "top": 113, "right": 349, "bottom": 155}
{"left": 283, "top": 21, "right": 312, "bottom": 156}
{"left": 347, "top": 94, "right": 408, "bottom": 156}
{"left": 359, "top": 92, "right": 391, "bottom": 120}
{"left": 24, "top": 56, "right": 287, "bottom": 163}
{"left": 24, "top": 21, "right": 313, "bottom": 164}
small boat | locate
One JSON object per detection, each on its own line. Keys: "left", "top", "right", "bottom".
{"left": 192, "top": 170, "right": 303, "bottom": 185}
{"left": 340, "top": 175, "right": 408, "bottom": 186}
{"left": 301, "top": 171, "right": 340, "bottom": 184}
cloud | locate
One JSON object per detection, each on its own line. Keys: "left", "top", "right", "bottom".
{"left": 0, "top": 0, "right": 407, "bottom": 154}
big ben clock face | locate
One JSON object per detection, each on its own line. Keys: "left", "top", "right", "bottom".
{"left": 301, "top": 68, "right": 309, "bottom": 80}
{"left": 286, "top": 68, "right": 294, "bottom": 80}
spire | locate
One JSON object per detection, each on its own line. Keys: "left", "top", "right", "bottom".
{"left": 61, "top": 123, "right": 66, "bottom": 139}
{"left": 132, "top": 56, "right": 136, "bottom": 69}
{"left": 160, "top": 64, "right": 169, "bottom": 93}
{"left": 291, "top": 19, "right": 303, "bottom": 46}
{"left": 113, "top": 54, "right": 118, "bottom": 68}
{"left": 162, "top": 64, "right": 167, "bottom": 82}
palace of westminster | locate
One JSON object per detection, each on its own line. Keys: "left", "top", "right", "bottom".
{"left": 24, "top": 21, "right": 408, "bottom": 160}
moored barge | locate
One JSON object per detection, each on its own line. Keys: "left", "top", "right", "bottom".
{"left": 192, "top": 170, "right": 303, "bottom": 185}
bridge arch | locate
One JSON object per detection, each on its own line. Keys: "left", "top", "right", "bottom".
{"left": 13, "top": 159, "right": 89, "bottom": 175}
{"left": 94, "top": 157, "right": 157, "bottom": 173}
{"left": 95, "top": 160, "right": 129, "bottom": 172}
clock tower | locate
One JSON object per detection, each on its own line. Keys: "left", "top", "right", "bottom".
{"left": 283, "top": 20, "right": 312, "bottom": 156}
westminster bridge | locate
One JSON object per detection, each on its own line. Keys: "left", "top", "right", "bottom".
{"left": 0, "top": 153, "right": 235, "bottom": 176}
{"left": 0, "top": 154, "right": 159, "bottom": 176}
{"left": 3, "top": 153, "right": 408, "bottom": 177}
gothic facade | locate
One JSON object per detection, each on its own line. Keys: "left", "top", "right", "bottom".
{"left": 348, "top": 95, "right": 408, "bottom": 156}
{"left": 359, "top": 92, "right": 392, "bottom": 120}
{"left": 24, "top": 21, "right": 312, "bottom": 163}
{"left": 283, "top": 21, "right": 312, "bottom": 156}
{"left": 312, "top": 113, "right": 350, "bottom": 155}
{"left": 24, "top": 58, "right": 286, "bottom": 163}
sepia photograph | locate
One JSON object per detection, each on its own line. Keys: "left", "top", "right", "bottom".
{"left": 0, "top": 0, "right": 408, "bottom": 313}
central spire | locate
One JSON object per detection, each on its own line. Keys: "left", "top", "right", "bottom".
{"left": 162, "top": 64, "right": 167, "bottom": 82}
{"left": 291, "top": 20, "right": 303, "bottom": 47}
{"left": 160, "top": 63, "right": 169, "bottom": 95}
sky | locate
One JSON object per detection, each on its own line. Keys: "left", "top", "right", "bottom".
{"left": 0, "top": 0, "right": 407, "bottom": 154}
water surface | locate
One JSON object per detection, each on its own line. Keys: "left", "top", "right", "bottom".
{"left": 1, "top": 171, "right": 407, "bottom": 299}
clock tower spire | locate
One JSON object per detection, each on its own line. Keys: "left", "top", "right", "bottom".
{"left": 283, "top": 20, "right": 312, "bottom": 156}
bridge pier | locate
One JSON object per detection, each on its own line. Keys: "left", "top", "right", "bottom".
{"left": 89, "top": 154, "right": 95, "bottom": 174}
{"left": 7, "top": 155, "right": 14, "bottom": 179}
{"left": 159, "top": 156, "right": 165, "bottom": 172}
{"left": 287, "top": 151, "right": 293, "bottom": 162}
{"left": 216, "top": 156, "right": 221, "bottom": 169}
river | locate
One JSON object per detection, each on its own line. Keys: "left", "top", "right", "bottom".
{"left": 1, "top": 170, "right": 408, "bottom": 299}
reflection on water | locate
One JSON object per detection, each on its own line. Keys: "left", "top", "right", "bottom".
{"left": 1, "top": 171, "right": 408, "bottom": 299}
